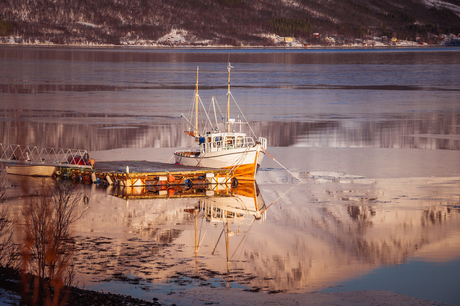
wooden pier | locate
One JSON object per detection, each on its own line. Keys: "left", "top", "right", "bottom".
{"left": 56, "top": 160, "right": 233, "bottom": 187}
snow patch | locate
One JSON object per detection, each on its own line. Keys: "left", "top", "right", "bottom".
{"left": 280, "top": 0, "right": 301, "bottom": 8}
{"left": 279, "top": 0, "right": 340, "bottom": 23}
{"left": 77, "top": 22, "right": 99, "bottom": 28}
{"left": 422, "top": 0, "right": 460, "bottom": 17}
{"left": 158, "top": 29, "right": 188, "bottom": 45}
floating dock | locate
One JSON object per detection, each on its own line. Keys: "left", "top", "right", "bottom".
{"left": 56, "top": 160, "right": 233, "bottom": 187}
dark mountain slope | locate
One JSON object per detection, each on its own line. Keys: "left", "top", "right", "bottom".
{"left": 1, "top": 0, "right": 459, "bottom": 45}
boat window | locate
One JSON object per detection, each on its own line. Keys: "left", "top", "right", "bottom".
{"left": 236, "top": 136, "right": 243, "bottom": 148}
{"left": 226, "top": 136, "right": 235, "bottom": 149}
{"left": 213, "top": 136, "right": 222, "bottom": 148}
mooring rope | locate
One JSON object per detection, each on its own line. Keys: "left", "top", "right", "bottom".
{"left": 261, "top": 147, "right": 302, "bottom": 183}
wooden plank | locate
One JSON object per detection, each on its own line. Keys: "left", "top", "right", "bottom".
{"left": 92, "top": 160, "right": 222, "bottom": 174}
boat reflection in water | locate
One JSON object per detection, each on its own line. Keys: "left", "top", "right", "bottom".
{"left": 109, "top": 180, "right": 265, "bottom": 206}
{"left": 192, "top": 182, "right": 266, "bottom": 278}
{"left": 102, "top": 180, "right": 266, "bottom": 288}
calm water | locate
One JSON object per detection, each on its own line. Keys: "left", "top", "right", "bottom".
{"left": 1, "top": 46, "right": 460, "bottom": 305}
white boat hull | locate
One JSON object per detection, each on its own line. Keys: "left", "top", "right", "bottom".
{"left": 6, "top": 164, "right": 56, "bottom": 177}
{"left": 175, "top": 144, "right": 265, "bottom": 181}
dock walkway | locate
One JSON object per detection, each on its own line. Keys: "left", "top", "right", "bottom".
{"left": 57, "top": 160, "right": 232, "bottom": 187}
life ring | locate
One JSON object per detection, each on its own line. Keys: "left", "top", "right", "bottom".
{"left": 185, "top": 179, "right": 193, "bottom": 188}
{"left": 231, "top": 177, "right": 238, "bottom": 188}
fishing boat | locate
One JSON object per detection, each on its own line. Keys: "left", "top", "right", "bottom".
{"left": 174, "top": 64, "right": 267, "bottom": 183}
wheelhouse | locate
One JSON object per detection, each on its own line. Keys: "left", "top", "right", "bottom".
{"left": 198, "top": 132, "right": 257, "bottom": 153}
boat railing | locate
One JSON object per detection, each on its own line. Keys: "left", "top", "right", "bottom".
{"left": 200, "top": 136, "right": 256, "bottom": 153}
{"left": 258, "top": 137, "right": 268, "bottom": 149}
{"left": 0, "top": 143, "right": 92, "bottom": 168}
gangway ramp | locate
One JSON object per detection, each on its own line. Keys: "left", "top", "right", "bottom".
{"left": 0, "top": 143, "right": 92, "bottom": 169}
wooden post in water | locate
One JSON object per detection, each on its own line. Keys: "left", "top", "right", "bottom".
{"left": 195, "top": 208, "right": 198, "bottom": 254}
{"left": 195, "top": 208, "right": 198, "bottom": 274}
{"left": 226, "top": 221, "right": 230, "bottom": 287}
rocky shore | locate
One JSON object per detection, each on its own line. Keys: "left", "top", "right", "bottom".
{"left": 0, "top": 267, "right": 162, "bottom": 306}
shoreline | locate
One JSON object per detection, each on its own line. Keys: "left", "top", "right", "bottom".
{"left": 0, "top": 266, "right": 454, "bottom": 306}
{"left": 1, "top": 42, "right": 456, "bottom": 50}
{"left": 0, "top": 266, "right": 161, "bottom": 306}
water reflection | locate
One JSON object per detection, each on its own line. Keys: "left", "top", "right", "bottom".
{"left": 2, "top": 47, "right": 460, "bottom": 66}
{"left": 55, "top": 174, "right": 458, "bottom": 297}
{"left": 2, "top": 46, "right": 460, "bottom": 303}
{"left": 2, "top": 47, "right": 460, "bottom": 152}
{"left": 191, "top": 182, "right": 265, "bottom": 287}
{"left": 1, "top": 112, "right": 459, "bottom": 150}
{"left": 69, "top": 181, "right": 265, "bottom": 290}
{"left": 2, "top": 165, "right": 460, "bottom": 303}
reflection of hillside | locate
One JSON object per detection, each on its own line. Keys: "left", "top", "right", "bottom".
{"left": 0, "top": 115, "right": 189, "bottom": 150}
{"left": 254, "top": 111, "right": 460, "bottom": 149}
{"left": 2, "top": 110, "right": 458, "bottom": 150}
{"left": 12, "top": 175, "right": 456, "bottom": 294}
{"left": 228, "top": 176, "right": 460, "bottom": 292}
{"left": 5, "top": 171, "right": 460, "bottom": 295}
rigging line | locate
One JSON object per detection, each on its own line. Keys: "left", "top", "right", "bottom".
{"left": 198, "top": 213, "right": 205, "bottom": 247}
{"left": 214, "top": 97, "right": 226, "bottom": 126}
{"left": 211, "top": 226, "right": 226, "bottom": 255}
{"left": 198, "top": 218, "right": 211, "bottom": 251}
{"left": 212, "top": 224, "right": 217, "bottom": 254}
{"left": 198, "top": 95, "right": 213, "bottom": 134}
{"left": 229, "top": 92, "right": 257, "bottom": 139}
{"left": 261, "top": 147, "right": 302, "bottom": 182}
{"left": 187, "top": 92, "right": 196, "bottom": 130}
{"left": 181, "top": 113, "right": 195, "bottom": 132}
{"left": 232, "top": 146, "right": 249, "bottom": 167}
{"left": 261, "top": 184, "right": 299, "bottom": 215}
{"left": 166, "top": 155, "right": 174, "bottom": 163}
{"left": 228, "top": 146, "right": 250, "bottom": 176}
{"left": 230, "top": 217, "right": 255, "bottom": 261}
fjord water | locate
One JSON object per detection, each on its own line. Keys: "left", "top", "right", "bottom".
{"left": 1, "top": 46, "right": 460, "bottom": 304}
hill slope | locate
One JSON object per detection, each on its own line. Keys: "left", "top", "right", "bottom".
{"left": 1, "top": 0, "right": 460, "bottom": 46}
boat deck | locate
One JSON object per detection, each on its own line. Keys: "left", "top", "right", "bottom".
{"left": 56, "top": 160, "right": 232, "bottom": 187}
{"left": 93, "top": 160, "right": 208, "bottom": 173}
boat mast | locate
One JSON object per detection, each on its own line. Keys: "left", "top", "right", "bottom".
{"left": 226, "top": 63, "right": 232, "bottom": 133}
{"left": 195, "top": 67, "right": 199, "bottom": 137}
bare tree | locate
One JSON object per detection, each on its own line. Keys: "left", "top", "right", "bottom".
{"left": 17, "top": 181, "right": 84, "bottom": 306}
{"left": 0, "top": 167, "right": 15, "bottom": 268}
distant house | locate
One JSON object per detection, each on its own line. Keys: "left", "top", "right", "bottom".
{"left": 284, "top": 37, "right": 294, "bottom": 42}
{"left": 324, "top": 37, "right": 335, "bottom": 44}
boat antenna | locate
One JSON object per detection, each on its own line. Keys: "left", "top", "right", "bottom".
{"left": 195, "top": 66, "right": 199, "bottom": 137}
{"left": 226, "top": 63, "right": 233, "bottom": 133}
